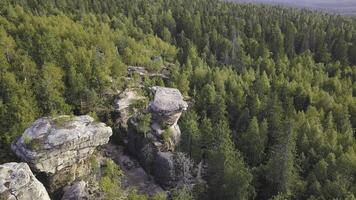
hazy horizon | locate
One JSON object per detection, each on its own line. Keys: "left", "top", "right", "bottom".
{"left": 227, "top": 0, "right": 356, "bottom": 15}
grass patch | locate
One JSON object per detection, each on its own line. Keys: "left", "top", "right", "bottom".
{"left": 52, "top": 115, "right": 75, "bottom": 128}
{"left": 162, "top": 128, "right": 173, "bottom": 143}
{"left": 23, "top": 135, "right": 41, "bottom": 150}
{"left": 99, "top": 160, "right": 126, "bottom": 200}
{"left": 136, "top": 113, "right": 152, "bottom": 137}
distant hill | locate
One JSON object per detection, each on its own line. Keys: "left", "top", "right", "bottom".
{"left": 226, "top": 0, "right": 356, "bottom": 15}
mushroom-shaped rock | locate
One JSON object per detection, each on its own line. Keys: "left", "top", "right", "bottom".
{"left": 11, "top": 115, "right": 112, "bottom": 174}
{"left": 148, "top": 86, "right": 188, "bottom": 127}
{"left": 0, "top": 162, "right": 50, "bottom": 200}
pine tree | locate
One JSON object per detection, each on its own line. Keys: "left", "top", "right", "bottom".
{"left": 265, "top": 120, "right": 304, "bottom": 198}
{"left": 239, "top": 117, "right": 267, "bottom": 166}
{"left": 207, "top": 120, "right": 253, "bottom": 200}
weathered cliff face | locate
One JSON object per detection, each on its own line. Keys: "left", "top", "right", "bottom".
{"left": 11, "top": 115, "right": 112, "bottom": 193}
{"left": 0, "top": 162, "right": 51, "bottom": 200}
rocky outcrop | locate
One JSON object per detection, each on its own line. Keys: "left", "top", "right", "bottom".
{"left": 11, "top": 115, "right": 112, "bottom": 193}
{"left": 128, "top": 66, "right": 170, "bottom": 79}
{"left": 61, "top": 181, "right": 89, "bottom": 200}
{"left": 114, "top": 89, "right": 146, "bottom": 129}
{"left": 153, "top": 152, "right": 174, "bottom": 186}
{"left": 148, "top": 86, "right": 187, "bottom": 150}
{"left": 149, "top": 86, "right": 188, "bottom": 127}
{"left": 125, "top": 86, "right": 192, "bottom": 187}
{"left": 0, "top": 162, "right": 51, "bottom": 200}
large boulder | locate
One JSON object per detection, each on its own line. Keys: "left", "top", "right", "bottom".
{"left": 61, "top": 181, "right": 89, "bottom": 200}
{"left": 153, "top": 152, "right": 175, "bottom": 187}
{"left": 0, "top": 162, "right": 50, "bottom": 200}
{"left": 11, "top": 115, "right": 112, "bottom": 193}
{"left": 148, "top": 86, "right": 188, "bottom": 127}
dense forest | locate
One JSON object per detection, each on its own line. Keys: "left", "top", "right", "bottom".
{"left": 0, "top": 0, "right": 355, "bottom": 199}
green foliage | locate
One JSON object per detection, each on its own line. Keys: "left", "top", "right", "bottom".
{"left": 0, "top": 0, "right": 355, "bottom": 199}
{"left": 127, "top": 189, "right": 148, "bottom": 200}
{"left": 171, "top": 186, "right": 194, "bottom": 200}
{"left": 52, "top": 115, "right": 75, "bottom": 127}
{"left": 23, "top": 135, "right": 32, "bottom": 146}
{"left": 162, "top": 128, "right": 173, "bottom": 143}
{"left": 207, "top": 120, "right": 253, "bottom": 200}
{"left": 23, "top": 135, "right": 41, "bottom": 150}
{"left": 179, "top": 111, "right": 201, "bottom": 161}
{"left": 136, "top": 113, "right": 152, "bottom": 137}
{"left": 99, "top": 160, "right": 125, "bottom": 200}
{"left": 152, "top": 192, "right": 167, "bottom": 200}
{"left": 90, "top": 155, "right": 100, "bottom": 177}
{"left": 129, "top": 98, "right": 148, "bottom": 115}
{"left": 238, "top": 117, "right": 267, "bottom": 166}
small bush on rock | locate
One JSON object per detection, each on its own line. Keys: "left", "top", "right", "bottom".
{"left": 136, "top": 113, "right": 152, "bottom": 137}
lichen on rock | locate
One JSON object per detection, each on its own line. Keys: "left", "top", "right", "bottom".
{"left": 11, "top": 115, "right": 112, "bottom": 193}
{"left": 0, "top": 162, "right": 51, "bottom": 200}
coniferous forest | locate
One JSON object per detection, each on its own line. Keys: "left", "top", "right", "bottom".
{"left": 0, "top": 0, "right": 355, "bottom": 199}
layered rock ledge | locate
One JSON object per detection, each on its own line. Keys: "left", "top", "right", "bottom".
{"left": 11, "top": 115, "right": 112, "bottom": 193}
{"left": 0, "top": 162, "right": 51, "bottom": 200}
{"left": 149, "top": 86, "right": 188, "bottom": 127}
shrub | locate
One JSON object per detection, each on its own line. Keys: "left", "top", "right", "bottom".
{"left": 152, "top": 192, "right": 167, "bottom": 200}
{"left": 23, "top": 135, "right": 41, "bottom": 150}
{"left": 162, "top": 128, "right": 173, "bottom": 143}
{"left": 99, "top": 160, "right": 126, "bottom": 200}
{"left": 127, "top": 189, "right": 148, "bottom": 200}
{"left": 129, "top": 98, "right": 148, "bottom": 115}
{"left": 171, "top": 186, "right": 193, "bottom": 200}
{"left": 173, "top": 152, "right": 194, "bottom": 185}
{"left": 136, "top": 113, "right": 152, "bottom": 137}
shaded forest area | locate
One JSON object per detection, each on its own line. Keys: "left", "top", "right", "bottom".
{"left": 0, "top": 0, "right": 355, "bottom": 199}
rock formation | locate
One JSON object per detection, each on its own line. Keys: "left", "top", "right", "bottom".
{"left": 0, "top": 162, "right": 51, "bottom": 200}
{"left": 11, "top": 115, "right": 112, "bottom": 193}
{"left": 149, "top": 86, "right": 188, "bottom": 127}
{"left": 149, "top": 86, "right": 188, "bottom": 150}
{"left": 124, "top": 86, "right": 191, "bottom": 187}
{"left": 114, "top": 89, "right": 146, "bottom": 130}
{"left": 127, "top": 66, "right": 170, "bottom": 79}
{"left": 61, "top": 181, "right": 89, "bottom": 200}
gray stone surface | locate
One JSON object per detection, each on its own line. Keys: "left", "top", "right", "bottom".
{"left": 11, "top": 115, "right": 112, "bottom": 174}
{"left": 149, "top": 86, "right": 188, "bottom": 126}
{"left": 125, "top": 86, "right": 190, "bottom": 187}
{"left": 61, "top": 181, "right": 88, "bottom": 200}
{"left": 153, "top": 152, "right": 174, "bottom": 187}
{"left": 115, "top": 89, "right": 146, "bottom": 129}
{"left": 0, "top": 162, "right": 50, "bottom": 200}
